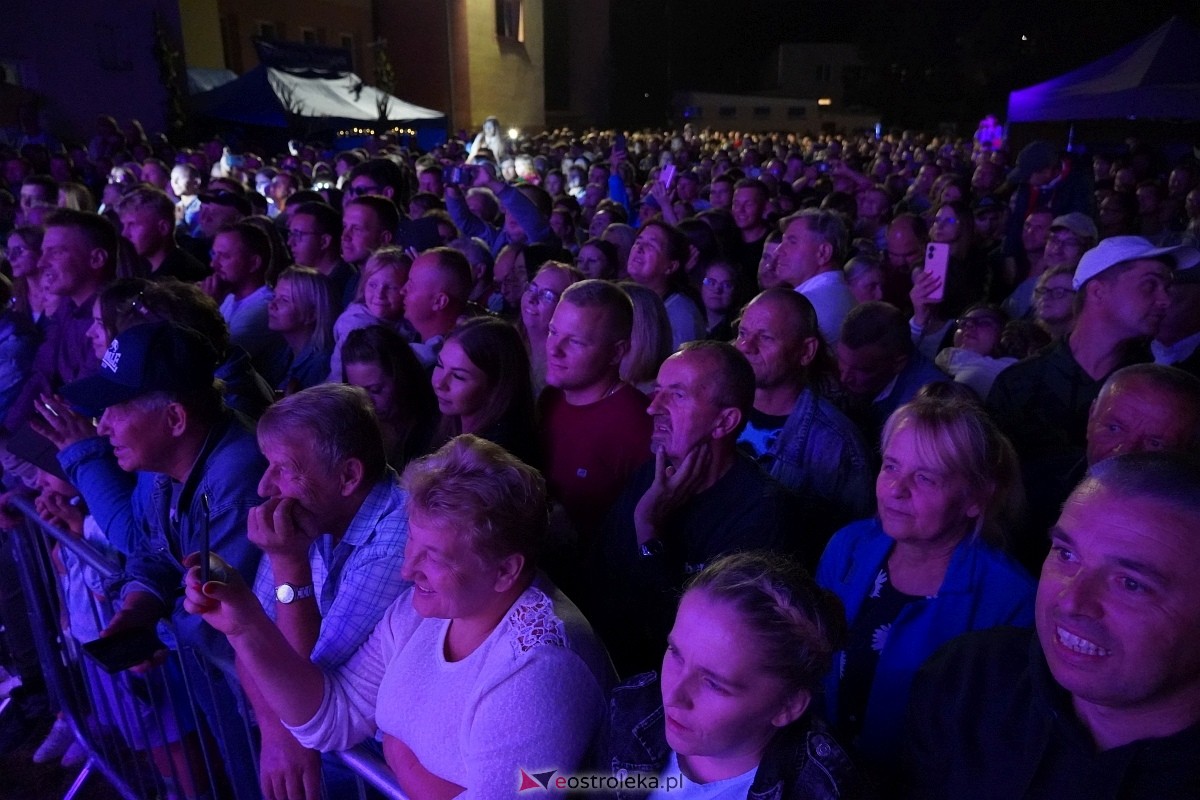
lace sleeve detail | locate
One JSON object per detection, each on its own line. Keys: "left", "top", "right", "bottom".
{"left": 508, "top": 588, "right": 567, "bottom": 655}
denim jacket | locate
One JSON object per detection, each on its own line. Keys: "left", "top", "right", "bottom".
{"left": 763, "top": 387, "right": 874, "bottom": 522}
{"left": 607, "top": 671, "right": 867, "bottom": 800}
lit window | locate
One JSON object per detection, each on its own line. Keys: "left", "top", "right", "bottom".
{"left": 496, "top": 0, "right": 524, "bottom": 42}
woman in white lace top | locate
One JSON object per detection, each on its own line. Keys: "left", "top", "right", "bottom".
{"left": 186, "top": 435, "right": 614, "bottom": 798}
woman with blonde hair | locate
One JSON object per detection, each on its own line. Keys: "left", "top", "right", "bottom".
{"left": 618, "top": 281, "right": 673, "bottom": 394}
{"left": 57, "top": 182, "right": 96, "bottom": 212}
{"left": 327, "top": 245, "right": 412, "bottom": 381}
{"left": 268, "top": 266, "right": 336, "bottom": 393}
{"left": 816, "top": 396, "right": 1033, "bottom": 775}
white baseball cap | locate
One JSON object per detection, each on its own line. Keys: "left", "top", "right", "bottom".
{"left": 1072, "top": 236, "right": 1200, "bottom": 290}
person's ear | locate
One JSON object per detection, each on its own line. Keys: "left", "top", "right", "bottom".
{"left": 816, "top": 241, "right": 834, "bottom": 266}
{"left": 164, "top": 402, "right": 189, "bottom": 437}
{"left": 609, "top": 337, "right": 631, "bottom": 367}
{"left": 88, "top": 247, "right": 109, "bottom": 272}
{"left": 379, "top": 229, "right": 394, "bottom": 246}
{"left": 338, "top": 457, "right": 366, "bottom": 497}
{"left": 432, "top": 291, "right": 449, "bottom": 312}
{"left": 771, "top": 689, "right": 812, "bottom": 728}
{"left": 492, "top": 552, "right": 526, "bottom": 592}
{"left": 319, "top": 233, "right": 333, "bottom": 253}
{"left": 711, "top": 406, "right": 743, "bottom": 440}
{"left": 798, "top": 335, "right": 820, "bottom": 367}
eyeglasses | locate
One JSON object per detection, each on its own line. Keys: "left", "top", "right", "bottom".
{"left": 286, "top": 228, "right": 320, "bottom": 241}
{"left": 955, "top": 315, "right": 1001, "bottom": 330}
{"left": 1034, "top": 286, "right": 1075, "bottom": 300}
{"left": 933, "top": 216, "right": 959, "bottom": 226}
{"left": 345, "top": 183, "right": 384, "bottom": 198}
{"left": 525, "top": 282, "right": 560, "bottom": 304}
{"left": 702, "top": 277, "right": 735, "bottom": 291}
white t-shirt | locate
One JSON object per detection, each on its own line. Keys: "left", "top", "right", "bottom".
{"left": 646, "top": 750, "right": 756, "bottom": 800}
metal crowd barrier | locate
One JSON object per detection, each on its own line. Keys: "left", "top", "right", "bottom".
{"left": 4, "top": 497, "right": 408, "bottom": 800}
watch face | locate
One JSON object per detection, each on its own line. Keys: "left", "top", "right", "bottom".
{"left": 275, "top": 584, "right": 296, "bottom": 604}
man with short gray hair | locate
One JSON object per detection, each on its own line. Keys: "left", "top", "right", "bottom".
{"left": 247, "top": 382, "right": 410, "bottom": 797}
{"left": 773, "top": 209, "right": 855, "bottom": 345}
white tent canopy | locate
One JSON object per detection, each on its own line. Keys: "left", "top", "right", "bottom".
{"left": 264, "top": 68, "right": 443, "bottom": 121}
{"left": 192, "top": 65, "right": 444, "bottom": 127}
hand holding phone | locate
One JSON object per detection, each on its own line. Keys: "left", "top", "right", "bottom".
{"left": 923, "top": 242, "right": 950, "bottom": 303}
{"left": 659, "top": 164, "right": 677, "bottom": 190}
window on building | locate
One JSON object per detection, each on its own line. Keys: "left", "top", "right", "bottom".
{"left": 496, "top": 0, "right": 524, "bottom": 42}
{"left": 753, "top": 106, "right": 770, "bottom": 118}
{"left": 814, "top": 63, "right": 832, "bottom": 82}
{"left": 718, "top": 106, "right": 736, "bottom": 119}
{"left": 220, "top": 14, "right": 242, "bottom": 72}
{"left": 301, "top": 28, "right": 317, "bottom": 45}
{"left": 258, "top": 22, "right": 278, "bottom": 41}
{"left": 682, "top": 105, "right": 703, "bottom": 119}
{"left": 341, "top": 34, "right": 355, "bottom": 68}
{"left": 787, "top": 106, "right": 807, "bottom": 119}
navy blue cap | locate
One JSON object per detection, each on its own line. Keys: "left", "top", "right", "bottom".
{"left": 59, "top": 321, "right": 219, "bottom": 416}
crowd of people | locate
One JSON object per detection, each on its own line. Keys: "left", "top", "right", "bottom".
{"left": 0, "top": 113, "right": 1198, "bottom": 799}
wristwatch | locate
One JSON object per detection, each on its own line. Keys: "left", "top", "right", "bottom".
{"left": 274, "top": 583, "right": 315, "bottom": 604}
{"left": 639, "top": 538, "right": 665, "bottom": 558}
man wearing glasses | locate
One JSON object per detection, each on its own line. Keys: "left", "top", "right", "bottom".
{"left": 286, "top": 201, "right": 357, "bottom": 312}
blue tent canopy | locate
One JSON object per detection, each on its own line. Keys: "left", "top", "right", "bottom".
{"left": 1007, "top": 17, "right": 1200, "bottom": 123}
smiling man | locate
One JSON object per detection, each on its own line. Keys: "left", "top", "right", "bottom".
{"left": 4, "top": 208, "right": 115, "bottom": 435}
{"left": 906, "top": 451, "right": 1200, "bottom": 798}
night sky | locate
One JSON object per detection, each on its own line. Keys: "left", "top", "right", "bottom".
{"left": 608, "top": 0, "right": 1200, "bottom": 128}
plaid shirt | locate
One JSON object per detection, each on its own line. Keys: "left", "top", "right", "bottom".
{"left": 254, "top": 471, "right": 410, "bottom": 669}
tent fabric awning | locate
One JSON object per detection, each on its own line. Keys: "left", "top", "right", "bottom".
{"left": 190, "top": 65, "right": 444, "bottom": 126}
{"left": 264, "top": 68, "right": 443, "bottom": 122}
{"left": 1007, "top": 17, "right": 1200, "bottom": 123}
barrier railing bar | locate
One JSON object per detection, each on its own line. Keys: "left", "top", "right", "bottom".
{"left": 333, "top": 745, "right": 412, "bottom": 800}
{"left": 6, "top": 496, "right": 121, "bottom": 577}
{"left": 9, "top": 504, "right": 412, "bottom": 800}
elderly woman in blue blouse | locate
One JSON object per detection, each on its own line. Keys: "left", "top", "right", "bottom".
{"left": 185, "top": 435, "right": 613, "bottom": 798}
{"left": 607, "top": 551, "right": 866, "bottom": 799}
{"left": 815, "top": 396, "right": 1034, "bottom": 773}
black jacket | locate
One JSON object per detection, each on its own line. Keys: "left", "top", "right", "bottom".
{"left": 606, "top": 671, "right": 868, "bottom": 800}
